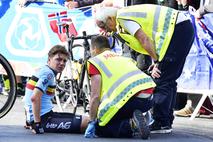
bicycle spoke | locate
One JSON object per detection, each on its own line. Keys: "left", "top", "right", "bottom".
{"left": 0, "top": 54, "right": 17, "bottom": 118}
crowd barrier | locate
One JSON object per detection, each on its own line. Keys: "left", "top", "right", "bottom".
{"left": 177, "top": 12, "right": 213, "bottom": 119}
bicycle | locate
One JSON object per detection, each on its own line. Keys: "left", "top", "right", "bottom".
{"left": 53, "top": 25, "right": 97, "bottom": 114}
{"left": 0, "top": 54, "right": 17, "bottom": 118}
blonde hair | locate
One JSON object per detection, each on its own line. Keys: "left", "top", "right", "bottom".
{"left": 92, "top": 6, "right": 119, "bottom": 23}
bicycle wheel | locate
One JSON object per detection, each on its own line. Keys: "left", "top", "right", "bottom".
{"left": 54, "top": 58, "right": 81, "bottom": 113}
{"left": 0, "top": 54, "right": 17, "bottom": 118}
{"left": 81, "top": 72, "right": 90, "bottom": 113}
{"left": 54, "top": 76, "right": 78, "bottom": 113}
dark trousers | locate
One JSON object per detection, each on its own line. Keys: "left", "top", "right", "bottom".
{"left": 152, "top": 20, "right": 195, "bottom": 127}
{"left": 40, "top": 111, "right": 82, "bottom": 133}
{"left": 95, "top": 96, "right": 153, "bottom": 138}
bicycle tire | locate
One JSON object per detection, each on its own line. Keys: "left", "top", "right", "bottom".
{"left": 54, "top": 77, "right": 78, "bottom": 113}
{"left": 0, "top": 54, "right": 17, "bottom": 118}
{"left": 78, "top": 62, "right": 90, "bottom": 113}
{"left": 72, "top": 44, "right": 90, "bottom": 113}
{"left": 54, "top": 43, "right": 90, "bottom": 114}
{"left": 72, "top": 44, "right": 85, "bottom": 61}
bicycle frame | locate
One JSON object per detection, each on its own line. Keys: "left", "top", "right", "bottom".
{"left": 54, "top": 24, "right": 97, "bottom": 113}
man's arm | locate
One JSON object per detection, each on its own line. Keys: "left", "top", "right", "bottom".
{"left": 120, "top": 20, "right": 158, "bottom": 61}
{"left": 89, "top": 74, "right": 101, "bottom": 121}
{"left": 31, "top": 88, "right": 43, "bottom": 123}
{"left": 77, "top": 0, "right": 103, "bottom": 7}
{"left": 66, "top": 0, "right": 103, "bottom": 9}
{"left": 134, "top": 29, "right": 158, "bottom": 61}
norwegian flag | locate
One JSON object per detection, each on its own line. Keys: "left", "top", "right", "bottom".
{"left": 48, "top": 11, "right": 77, "bottom": 42}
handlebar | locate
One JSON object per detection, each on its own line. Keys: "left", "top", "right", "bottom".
{"left": 62, "top": 24, "right": 98, "bottom": 41}
{"left": 68, "top": 31, "right": 98, "bottom": 42}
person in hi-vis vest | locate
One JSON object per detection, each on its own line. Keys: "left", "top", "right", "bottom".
{"left": 93, "top": 4, "right": 195, "bottom": 133}
{"left": 84, "top": 35, "right": 156, "bottom": 139}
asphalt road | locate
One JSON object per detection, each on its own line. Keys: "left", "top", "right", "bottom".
{"left": 0, "top": 97, "right": 213, "bottom": 142}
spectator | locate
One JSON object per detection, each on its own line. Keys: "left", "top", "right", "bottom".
{"left": 194, "top": 0, "right": 213, "bottom": 18}
{"left": 84, "top": 35, "right": 156, "bottom": 139}
{"left": 125, "top": 0, "right": 157, "bottom": 6}
{"left": 176, "top": 0, "right": 189, "bottom": 10}
{"left": 93, "top": 5, "right": 195, "bottom": 134}
{"left": 65, "top": 0, "right": 103, "bottom": 9}
{"left": 175, "top": 94, "right": 213, "bottom": 117}
{"left": 18, "top": 0, "right": 103, "bottom": 8}
{"left": 18, "top": 0, "right": 34, "bottom": 7}
{"left": 157, "top": 0, "right": 200, "bottom": 10}
{"left": 24, "top": 45, "right": 89, "bottom": 134}
{"left": 174, "top": 0, "right": 213, "bottom": 117}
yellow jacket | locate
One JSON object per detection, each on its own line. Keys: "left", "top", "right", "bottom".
{"left": 88, "top": 50, "right": 156, "bottom": 126}
{"left": 116, "top": 4, "right": 178, "bottom": 61}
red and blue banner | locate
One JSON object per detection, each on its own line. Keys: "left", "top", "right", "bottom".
{"left": 48, "top": 10, "right": 77, "bottom": 42}
{"left": 0, "top": 0, "right": 98, "bottom": 76}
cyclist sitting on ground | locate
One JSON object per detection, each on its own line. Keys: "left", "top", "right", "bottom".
{"left": 24, "top": 45, "right": 89, "bottom": 134}
{"left": 84, "top": 35, "right": 156, "bottom": 139}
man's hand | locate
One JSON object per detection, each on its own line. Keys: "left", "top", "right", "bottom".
{"left": 18, "top": 0, "right": 36, "bottom": 7}
{"left": 31, "top": 122, "right": 44, "bottom": 134}
{"left": 65, "top": 1, "right": 79, "bottom": 9}
{"left": 84, "top": 120, "right": 97, "bottom": 138}
{"left": 150, "top": 63, "right": 161, "bottom": 79}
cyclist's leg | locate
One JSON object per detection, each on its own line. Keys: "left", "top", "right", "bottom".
{"left": 41, "top": 111, "right": 89, "bottom": 133}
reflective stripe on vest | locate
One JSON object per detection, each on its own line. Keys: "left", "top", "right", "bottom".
{"left": 119, "top": 12, "right": 147, "bottom": 18}
{"left": 88, "top": 51, "right": 156, "bottom": 126}
{"left": 156, "top": 7, "right": 174, "bottom": 55}
{"left": 98, "top": 77, "right": 153, "bottom": 119}
{"left": 91, "top": 57, "right": 112, "bottom": 78}
{"left": 152, "top": 6, "right": 161, "bottom": 46}
{"left": 100, "top": 69, "right": 141, "bottom": 102}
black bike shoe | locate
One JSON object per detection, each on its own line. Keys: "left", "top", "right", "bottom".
{"left": 132, "top": 109, "right": 150, "bottom": 139}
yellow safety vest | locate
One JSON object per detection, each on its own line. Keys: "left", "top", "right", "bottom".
{"left": 87, "top": 50, "right": 156, "bottom": 126}
{"left": 116, "top": 4, "right": 178, "bottom": 61}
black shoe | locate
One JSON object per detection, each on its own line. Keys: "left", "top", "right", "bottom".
{"left": 17, "top": 86, "right": 25, "bottom": 97}
{"left": 132, "top": 109, "right": 150, "bottom": 139}
{"left": 150, "top": 122, "right": 172, "bottom": 134}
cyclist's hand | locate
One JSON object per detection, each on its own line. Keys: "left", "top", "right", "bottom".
{"left": 84, "top": 120, "right": 97, "bottom": 138}
{"left": 31, "top": 122, "right": 44, "bottom": 134}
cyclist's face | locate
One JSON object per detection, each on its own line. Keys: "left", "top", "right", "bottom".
{"left": 48, "top": 53, "right": 68, "bottom": 73}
